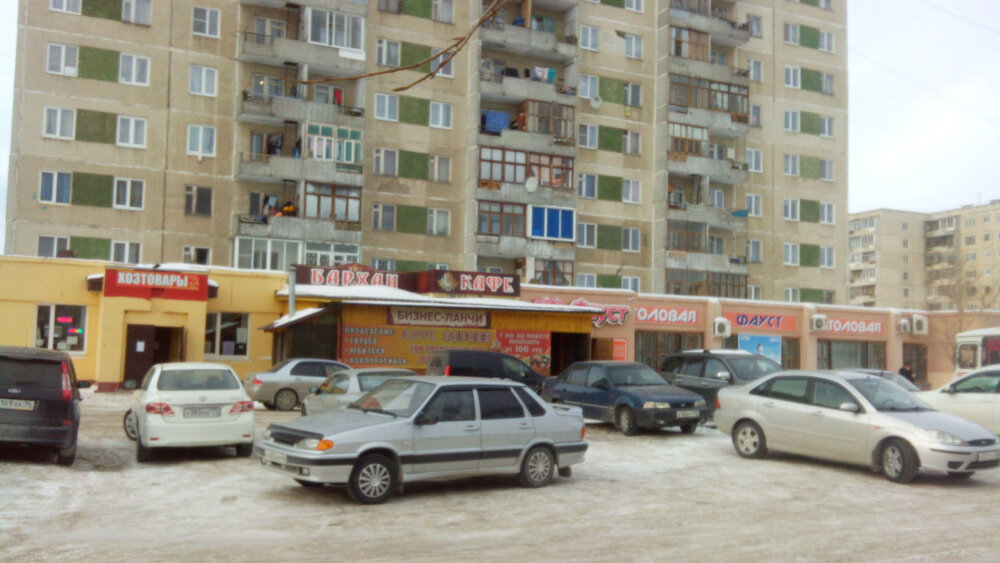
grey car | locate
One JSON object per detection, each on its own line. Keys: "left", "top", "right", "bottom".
{"left": 660, "top": 349, "right": 782, "bottom": 411}
{"left": 256, "top": 376, "right": 588, "bottom": 503}
{"left": 715, "top": 370, "right": 1000, "bottom": 483}
{"left": 300, "top": 368, "right": 417, "bottom": 416}
{"left": 244, "top": 358, "right": 350, "bottom": 410}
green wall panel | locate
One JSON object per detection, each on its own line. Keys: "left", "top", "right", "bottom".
{"left": 599, "top": 77, "right": 627, "bottom": 105}
{"left": 78, "top": 46, "right": 119, "bottom": 82}
{"left": 70, "top": 172, "right": 114, "bottom": 208}
{"left": 401, "top": 42, "right": 433, "bottom": 73}
{"left": 800, "top": 244, "right": 820, "bottom": 268}
{"left": 75, "top": 110, "right": 117, "bottom": 144}
{"left": 70, "top": 236, "right": 111, "bottom": 260}
{"left": 800, "top": 155, "right": 821, "bottom": 179}
{"left": 600, "top": 0, "right": 625, "bottom": 8}
{"left": 399, "top": 96, "right": 429, "bottom": 126}
{"left": 801, "top": 199, "right": 820, "bottom": 223}
{"left": 801, "top": 112, "right": 822, "bottom": 135}
{"left": 399, "top": 150, "right": 429, "bottom": 180}
{"left": 400, "top": 0, "right": 432, "bottom": 19}
{"left": 800, "top": 288, "right": 824, "bottom": 303}
{"left": 597, "top": 175, "right": 622, "bottom": 201}
{"left": 396, "top": 260, "right": 427, "bottom": 272}
{"left": 82, "top": 0, "right": 122, "bottom": 20}
{"left": 802, "top": 68, "right": 823, "bottom": 93}
{"left": 800, "top": 26, "right": 820, "bottom": 49}
{"left": 800, "top": 0, "right": 820, "bottom": 7}
{"left": 397, "top": 204, "right": 427, "bottom": 235}
{"left": 597, "top": 274, "right": 621, "bottom": 289}
{"left": 598, "top": 125, "right": 623, "bottom": 152}
{"left": 597, "top": 224, "right": 622, "bottom": 251}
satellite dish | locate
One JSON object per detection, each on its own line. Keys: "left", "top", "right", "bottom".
{"left": 525, "top": 176, "right": 539, "bottom": 193}
{"left": 589, "top": 96, "right": 603, "bottom": 109}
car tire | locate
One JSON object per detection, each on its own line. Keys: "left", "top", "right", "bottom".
{"left": 56, "top": 441, "right": 76, "bottom": 466}
{"left": 348, "top": 454, "right": 397, "bottom": 504}
{"left": 295, "top": 479, "right": 324, "bottom": 488}
{"left": 947, "top": 471, "right": 975, "bottom": 480}
{"left": 236, "top": 442, "right": 254, "bottom": 458}
{"left": 558, "top": 465, "right": 572, "bottom": 478}
{"left": 616, "top": 406, "right": 638, "bottom": 436}
{"left": 262, "top": 402, "right": 275, "bottom": 411}
{"left": 880, "top": 439, "right": 918, "bottom": 483}
{"left": 123, "top": 409, "right": 138, "bottom": 441}
{"left": 680, "top": 422, "right": 698, "bottom": 434}
{"left": 137, "top": 442, "right": 155, "bottom": 463}
{"left": 733, "top": 420, "right": 767, "bottom": 459}
{"left": 274, "top": 389, "right": 299, "bottom": 411}
{"left": 518, "top": 446, "right": 555, "bottom": 488}
{"left": 300, "top": 403, "right": 308, "bottom": 416}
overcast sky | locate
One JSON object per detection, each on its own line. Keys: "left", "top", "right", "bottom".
{"left": 0, "top": 1, "right": 998, "bottom": 252}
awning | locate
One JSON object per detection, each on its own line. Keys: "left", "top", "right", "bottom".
{"left": 260, "top": 307, "right": 331, "bottom": 332}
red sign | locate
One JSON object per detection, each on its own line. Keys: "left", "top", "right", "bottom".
{"left": 634, "top": 306, "right": 700, "bottom": 326}
{"left": 824, "top": 318, "right": 884, "bottom": 336}
{"left": 613, "top": 339, "right": 629, "bottom": 361}
{"left": 104, "top": 269, "right": 208, "bottom": 301}
{"left": 414, "top": 270, "right": 520, "bottom": 297}
{"left": 301, "top": 263, "right": 399, "bottom": 288}
{"left": 723, "top": 312, "right": 798, "bottom": 332}
{"left": 496, "top": 330, "right": 552, "bottom": 375}
{"left": 533, "top": 297, "right": 629, "bottom": 328}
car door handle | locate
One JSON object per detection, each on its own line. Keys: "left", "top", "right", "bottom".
{"left": 700, "top": 382, "right": 709, "bottom": 387}
{"left": 811, "top": 411, "right": 825, "bottom": 417}
{"left": 519, "top": 422, "right": 531, "bottom": 428}
{"left": 464, "top": 425, "right": 479, "bottom": 432}
{"left": 762, "top": 401, "right": 775, "bottom": 408}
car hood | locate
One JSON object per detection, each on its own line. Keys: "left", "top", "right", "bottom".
{"left": 617, "top": 384, "right": 702, "bottom": 402}
{"left": 882, "top": 410, "right": 997, "bottom": 441}
{"left": 271, "top": 408, "right": 396, "bottom": 436}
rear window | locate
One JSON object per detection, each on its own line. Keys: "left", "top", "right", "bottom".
{"left": 513, "top": 387, "right": 546, "bottom": 417}
{"left": 157, "top": 369, "right": 240, "bottom": 391}
{"left": 0, "top": 358, "right": 62, "bottom": 388}
{"left": 479, "top": 388, "right": 525, "bottom": 419}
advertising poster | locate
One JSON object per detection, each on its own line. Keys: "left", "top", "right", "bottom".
{"left": 739, "top": 334, "right": 782, "bottom": 364}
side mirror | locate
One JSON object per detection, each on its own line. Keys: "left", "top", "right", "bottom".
{"left": 593, "top": 379, "right": 610, "bottom": 390}
{"left": 839, "top": 402, "right": 860, "bottom": 414}
{"left": 77, "top": 381, "right": 91, "bottom": 389}
{"left": 309, "top": 386, "right": 319, "bottom": 395}
{"left": 942, "top": 384, "right": 955, "bottom": 394}
{"left": 414, "top": 412, "right": 439, "bottom": 426}
{"left": 717, "top": 371, "right": 732, "bottom": 382}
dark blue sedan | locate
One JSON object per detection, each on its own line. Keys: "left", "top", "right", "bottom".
{"left": 541, "top": 361, "right": 710, "bottom": 435}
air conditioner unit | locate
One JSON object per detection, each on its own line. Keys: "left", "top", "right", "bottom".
{"left": 712, "top": 317, "right": 731, "bottom": 338}
{"left": 912, "top": 314, "right": 928, "bottom": 335}
{"left": 810, "top": 314, "right": 827, "bottom": 332}
{"left": 897, "top": 318, "right": 912, "bottom": 334}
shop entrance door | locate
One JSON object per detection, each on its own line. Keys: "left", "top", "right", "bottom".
{"left": 124, "top": 325, "right": 185, "bottom": 387}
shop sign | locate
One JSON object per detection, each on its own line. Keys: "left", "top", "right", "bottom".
{"left": 634, "top": 306, "right": 699, "bottom": 326}
{"left": 533, "top": 297, "right": 630, "bottom": 328}
{"left": 613, "top": 339, "right": 629, "bottom": 361}
{"left": 723, "top": 312, "right": 798, "bottom": 332}
{"left": 825, "top": 318, "right": 884, "bottom": 336}
{"left": 104, "top": 268, "right": 208, "bottom": 301}
{"left": 301, "top": 263, "right": 399, "bottom": 288}
{"left": 414, "top": 270, "right": 519, "bottom": 297}
{"left": 387, "top": 307, "right": 490, "bottom": 328}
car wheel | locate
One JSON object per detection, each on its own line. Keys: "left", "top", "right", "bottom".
{"left": 274, "top": 389, "right": 299, "bottom": 411}
{"left": 947, "top": 471, "right": 975, "bottom": 480}
{"left": 56, "top": 441, "right": 76, "bottom": 466}
{"left": 137, "top": 442, "right": 155, "bottom": 463}
{"left": 236, "top": 442, "right": 254, "bottom": 458}
{"left": 262, "top": 402, "right": 276, "bottom": 411}
{"left": 348, "top": 454, "right": 397, "bottom": 504}
{"left": 881, "top": 439, "right": 918, "bottom": 483}
{"left": 616, "top": 406, "right": 638, "bottom": 436}
{"left": 733, "top": 420, "right": 767, "bottom": 459}
{"left": 680, "top": 422, "right": 698, "bottom": 434}
{"left": 123, "top": 409, "right": 138, "bottom": 441}
{"left": 518, "top": 446, "right": 555, "bottom": 488}
{"left": 295, "top": 479, "right": 324, "bottom": 488}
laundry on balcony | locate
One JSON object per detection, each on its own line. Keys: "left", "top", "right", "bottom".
{"left": 482, "top": 110, "right": 510, "bottom": 134}
{"left": 532, "top": 66, "right": 556, "bottom": 83}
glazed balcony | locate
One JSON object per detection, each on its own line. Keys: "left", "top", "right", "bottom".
{"left": 666, "top": 153, "right": 747, "bottom": 185}
{"left": 236, "top": 154, "right": 363, "bottom": 186}
{"left": 239, "top": 32, "right": 365, "bottom": 78}
{"left": 238, "top": 95, "right": 365, "bottom": 127}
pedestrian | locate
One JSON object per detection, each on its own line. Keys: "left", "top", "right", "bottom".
{"left": 898, "top": 362, "right": 914, "bottom": 383}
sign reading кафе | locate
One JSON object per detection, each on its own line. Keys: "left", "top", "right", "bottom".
{"left": 296, "top": 264, "right": 519, "bottom": 297}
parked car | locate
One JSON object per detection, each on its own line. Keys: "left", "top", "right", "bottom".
{"left": 541, "top": 361, "right": 709, "bottom": 435}
{"left": 848, "top": 368, "right": 921, "bottom": 392}
{"left": 918, "top": 365, "right": 1000, "bottom": 435}
{"left": 0, "top": 346, "right": 90, "bottom": 465}
{"left": 425, "top": 350, "right": 548, "bottom": 391}
{"left": 244, "top": 358, "right": 350, "bottom": 410}
{"left": 301, "top": 368, "right": 418, "bottom": 416}
{"left": 660, "top": 349, "right": 782, "bottom": 410}
{"left": 131, "top": 362, "right": 255, "bottom": 462}
{"left": 256, "top": 376, "right": 587, "bottom": 504}
{"left": 715, "top": 370, "right": 1000, "bottom": 483}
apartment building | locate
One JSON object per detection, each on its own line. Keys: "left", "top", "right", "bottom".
{"left": 7, "top": 0, "right": 848, "bottom": 304}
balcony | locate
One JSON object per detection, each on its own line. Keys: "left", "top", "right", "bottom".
{"left": 665, "top": 250, "right": 748, "bottom": 275}
{"left": 668, "top": 106, "right": 748, "bottom": 139}
{"left": 236, "top": 214, "right": 363, "bottom": 244}
{"left": 849, "top": 295, "right": 877, "bottom": 307}
{"left": 849, "top": 276, "right": 876, "bottom": 287}
{"left": 666, "top": 153, "right": 747, "bottom": 185}
{"left": 475, "top": 235, "right": 575, "bottom": 262}
{"left": 239, "top": 32, "right": 365, "bottom": 78}
{"left": 667, "top": 3, "right": 750, "bottom": 47}
{"left": 480, "top": 74, "right": 576, "bottom": 105}
{"left": 238, "top": 95, "right": 365, "bottom": 127}
{"left": 924, "top": 223, "right": 956, "bottom": 238}
{"left": 478, "top": 130, "right": 576, "bottom": 158}
{"left": 480, "top": 26, "right": 576, "bottom": 63}
{"left": 236, "top": 154, "right": 363, "bottom": 186}
{"left": 667, "top": 202, "right": 746, "bottom": 231}
{"left": 668, "top": 58, "right": 749, "bottom": 87}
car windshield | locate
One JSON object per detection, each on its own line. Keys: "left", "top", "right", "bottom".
{"left": 157, "top": 369, "right": 240, "bottom": 391}
{"left": 847, "top": 377, "right": 932, "bottom": 412}
{"left": 727, "top": 357, "right": 782, "bottom": 382}
{"left": 348, "top": 379, "right": 434, "bottom": 417}
{"left": 358, "top": 374, "right": 405, "bottom": 392}
{"left": 608, "top": 365, "right": 668, "bottom": 386}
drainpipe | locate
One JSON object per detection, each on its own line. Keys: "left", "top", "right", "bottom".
{"left": 288, "top": 264, "right": 296, "bottom": 316}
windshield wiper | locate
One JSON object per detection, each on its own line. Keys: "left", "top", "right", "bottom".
{"left": 363, "top": 408, "right": 398, "bottom": 418}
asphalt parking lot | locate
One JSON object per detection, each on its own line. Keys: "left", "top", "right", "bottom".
{"left": 2, "top": 389, "right": 999, "bottom": 561}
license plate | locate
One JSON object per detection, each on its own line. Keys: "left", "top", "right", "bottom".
{"left": 0, "top": 398, "right": 35, "bottom": 411}
{"left": 978, "top": 450, "right": 1000, "bottom": 462}
{"left": 677, "top": 409, "right": 700, "bottom": 419}
{"left": 184, "top": 407, "right": 221, "bottom": 418}
{"left": 263, "top": 450, "right": 287, "bottom": 465}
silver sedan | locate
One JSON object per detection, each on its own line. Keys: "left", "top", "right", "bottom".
{"left": 715, "top": 370, "right": 1000, "bottom": 483}
{"left": 244, "top": 359, "right": 350, "bottom": 411}
{"left": 300, "top": 368, "right": 417, "bottom": 416}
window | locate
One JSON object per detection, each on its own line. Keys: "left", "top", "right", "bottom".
{"left": 577, "top": 222, "right": 596, "bottom": 248}
{"left": 303, "top": 242, "right": 358, "bottom": 266}
{"left": 379, "top": 0, "right": 400, "bottom": 13}
{"left": 622, "top": 179, "right": 640, "bottom": 204}
{"left": 822, "top": 73, "right": 835, "bottom": 95}
{"left": 820, "top": 247, "right": 834, "bottom": 268}
{"left": 432, "top": 0, "right": 454, "bottom": 23}
{"left": 580, "top": 25, "right": 599, "bottom": 51}
{"left": 479, "top": 388, "right": 525, "bottom": 419}
{"left": 820, "top": 202, "right": 835, "bottom": 224}
{"left": 746, "top": 194, "right": 762, "bottom": 217}
{"left": 820, "top": 159, "right": 835, "bottom": 181}
{"left": 748, "top": 285, "right": 762, "bottom": 300}
{"left": 748, "top": 15, "right": 761, "bottom": 37}
{"left": 308, "top": 8, "right": 364, "bottom": 50}
{"left": 189, "top": 65, "right": 217, "bottom": 96}
{"left": 429, "top": 155, "right": 451, "bottom": 182}
{"left": 254, "top": 17, "right": 285, "bottom": 41}
{"left": 187, "top": 125, "right": 216, "bottom": 157}
{"left": 116, "top": 116, "right": 146, "bottom": 148}
{"left": 479, "top": 148, "right": 526, "bottom": 184}
{"left": 122, "top": 0, "right": 151, "bottom": 25}
{"left": 119, "top": 53, "right": 149, "bottom": 86}
{"left": 623, "top": 131, "right": 640, "bottom": 155}
{"left": 235, "top": 237, "right": 300, "bottom": 271}
{"left": 783, "top": 154, "right": 799, "bottom": 176}
{"left": 671, "top": 27, "right": 709, "bottom": 61}
{"left": 49, "top": 0, "right": 81, "bottom": 14}
{"left": 430, "top": 48, "right": 454, "bottom": 77}
{"left": 965, "top": 235, "right": 976, "bottom": 245}
{"left": 820, "top": 116, "right": 834, "bottom": 138}
{"left": 373, "top": 204, "right": 396, "bottom": 231}
{"left": 783, "top": 243, "right": 800, "bottom": 265}
{"left": 707, "top": 143, "right": 724, "bottom": 160}
{"left": 784, "top": 23, "right": 800, "bottom": 45}
{"left": 529, "top": 206, "right": 575, "bottom": 242}
{"left": 625, "top": 83, "right": 641, "bottom": 107}
{"left": 784, "top": 66, "right": 801, "bottom": 88}
{"left": 669, "top": 123, "right": 705, "bottom": 156}
{"left": 114, "top": 178, "right": 144, "bottom": 210}
{"left": 623, "top": 228, "right": 640, "bottom": 252}
{"left": 820, "top": 31, "right": 835, "bottom": 52}
{"left": 376, "top": 39, "right": 400, "bottom": 67}
{"left": 304, "top": 183, "right": 360, "bottom": 222}
{"left": 622, "top": 276, "right": 639, "bottom": 292}
{"left": 478, "top": 201, "right": 525, "bottom": 236}
{"left": 40, "top": 171, "right": 71, "bottom": 204}
{"left": 748, "top": 59, "right": 762, "bottom": 82}
{"left": 578, "top": 124, "right": 597, "bottom": 149}
{"left": 183, "top": 246, "right": 211, "bottom": 265}
{"left": 205, "top": 313, "right": 249, "bottom": 357}
{"left": 704, "top": 189, "right": 722, "bottom": 208}
{"left": 746, "top": 240, "right": 762, "bottom": 263}
{"left": 429, "top": 101, "right": 452, "bottom": 129}
{"left": 750, "top": 105, "right": 761, "bottom": 127}
{"left": 427, "top": 208, "right": 450, "bottom": 236}
{"left": 625, "top": 0, "right": 642, "bottom": 12}
{"left": 783, "top": 110, "right": 799, "bottom": 132}
{"left": 578, "top": 74, "right": 599, "bottom": 99}
{"left": 625, "top": 34, "right": 642, "bottom": 59}
{"left": 36, "top": 304, "right": 86, "bottom": 352}
{"left": 112, "top": 241, "right": 141, "bottom": 264}
{"left": 667, "top": 220, "right": 706, "bottom": 252}
{"left": 746, "top": 149, "right": 762, "bottom": 173}
{"left": 43, "top": 107, "right": 74, "bottom": 140}
{"left": 375, "top": 93, "right": 398, "bottom": 121}
{"left": 374, "top": 148, "right": 398, "bottom": 176}
{"left": 47, "top": 44, "right": 78, "bottom": 76}
{"left": 37, "top": 235, "right": 69, "bottom": 258}
{"left": 783, "top": 198, "right": 800, "bottom": 221}
{"left": 576, "top": 173, "right": 596, "bottom": 199}
{"left": 534, "top": 259, "right": 573, "bottom": 286}
{"left": 576, "top": 273, "right": 596, "bottom": 288}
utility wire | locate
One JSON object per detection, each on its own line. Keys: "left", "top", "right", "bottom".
{"left": 913, "top": 0, "right": 1000, "bottom": 38}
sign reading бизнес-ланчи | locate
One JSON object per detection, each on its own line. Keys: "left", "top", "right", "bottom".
{"left": 103, "top": 268, "right": 209, "bottom": 301}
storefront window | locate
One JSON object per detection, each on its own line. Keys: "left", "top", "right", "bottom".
{"left": 817, "top": 340, "right": 884, "bottom": 370}
{"left": 636, "top": 331, "right": 702, "bottom": 370}
{"left": 36, "top": 304, "right": 87, "bottom": 352}
{"left": 205, "top": 313, "right": 249, "bottom": 356}
{"left": 781, "top": 338, "right": 800, "bottom": 369}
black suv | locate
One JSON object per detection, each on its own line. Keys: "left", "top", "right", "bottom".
{"left": 425, "top": 350, "right": 548, "bottom": 391}
{"left": 0, "top": 346, "right": 90, "bottom": 465}
{"left": 659, "top": 349, "right": 782, "bottom": 409}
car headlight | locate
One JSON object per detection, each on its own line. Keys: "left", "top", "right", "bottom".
{"left": 926, "top": 429, "right": 967, "bottom": 446}
{"left": 695, "top": 399, "right": 706, "bottom": 408}
{"left": 263, "top": 429, "right": 273, "bottom": 441}
{"left": 643, "top": 401, "right": 671, "bottom": 409}
{"left": 296, "top": 438, "right": 334, "bottom": 451}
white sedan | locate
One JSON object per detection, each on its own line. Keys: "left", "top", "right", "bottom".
{"left": 300, "top": 368, "right": 417, "bottom": 416}
{"left": 919, "top": 365, "right": 1000, "bottom": 435}
{"left": 131, "top": 362, "right": 255, "bottom": 462}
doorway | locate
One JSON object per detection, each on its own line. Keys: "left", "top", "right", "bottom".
{"left": 124, "top": 325, "right": 185, "bottom": 387}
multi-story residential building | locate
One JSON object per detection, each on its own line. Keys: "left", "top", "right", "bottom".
{"left": 846, "top": 209, "right": 927, "bottom": 310}
{"left": 7, "top": 0, "right": 848, "bottom": 304}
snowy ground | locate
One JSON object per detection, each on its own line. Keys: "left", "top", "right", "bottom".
{"left": 2, "top": 389, "right": 1000, "bottom": 561}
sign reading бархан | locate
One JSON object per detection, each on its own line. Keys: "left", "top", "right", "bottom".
{"left": 295, "top": 264, "right": 519, "bottom": 297}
